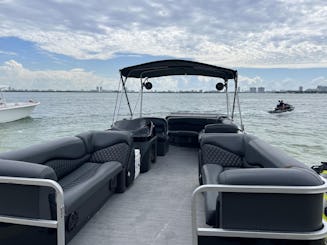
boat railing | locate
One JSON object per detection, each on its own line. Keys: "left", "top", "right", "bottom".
{"left": 191, "top": 182, "right": 327, "bottom": 245}
{"left": 0, "top": 176, "right": 65, "bottom": 245}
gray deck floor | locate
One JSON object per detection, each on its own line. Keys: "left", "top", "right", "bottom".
{"left": 69, "top": 145, "right": 204, "bottom": 245}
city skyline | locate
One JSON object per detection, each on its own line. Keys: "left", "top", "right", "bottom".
{"left": 3, "top": 84, "right": 327, "bottom": 94}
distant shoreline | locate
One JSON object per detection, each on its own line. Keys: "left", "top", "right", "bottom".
{"left": 3, "top": 90, "right": 327, "bottom": 94}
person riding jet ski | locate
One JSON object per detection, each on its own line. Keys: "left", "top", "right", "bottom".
{"left": 269, "top": 100, "right": 294, "bottom": 113}
{"left": 277, "top": 100, "right": 286, "bottom": 110}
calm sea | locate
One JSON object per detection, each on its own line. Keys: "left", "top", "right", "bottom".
{"left": 0, "top": 92, "right": 326, "bottom": 166}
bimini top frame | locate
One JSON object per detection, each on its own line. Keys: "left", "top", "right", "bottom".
{"left": 120, "top": 59, "right": 237, "bottom": 80}
{"left": 113, "top": 59, "right": 243, "bottom": 129}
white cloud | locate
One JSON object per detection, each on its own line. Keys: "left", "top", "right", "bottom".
{"left": 0, "top": 0, "right": 326, "bottom": 68}
{"left": 274, "top": 76, "right": 327, "bottom": 91}
{"left": 150, "top": 77, "right": 180, "bottom": 91}
{"left": 309, "top": 76, "right": 327, "bottom": 88}
{"left": 239, "top": 75, "right": 264, "bottom": 87}
{"left": 0, "top": 59, "right": 324, "bottom": 91}
{"left": 0, "top": 50, "right": 16, "bottom": 56}
{"left": 0, "top": 60, "right": 117, "bottom": 90}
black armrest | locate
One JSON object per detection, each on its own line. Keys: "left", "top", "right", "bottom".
{"left": 0, "top": 159, "right": 57, "bottom": 181}
{"left": 204, "top": 123, "right": 239, "bottom": 133}
{"left": 219, "top": 167, "right": 324, "bottom": 232}
{"left": 219, "top": 167, "right": 323, "bottom": 186}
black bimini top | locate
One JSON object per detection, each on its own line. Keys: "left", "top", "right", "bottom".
{"left": 120, "top": 59, "right": 237, "bottom": 81}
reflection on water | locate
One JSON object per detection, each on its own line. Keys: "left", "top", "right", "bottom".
{"left": 0, "top": 92, "right": 326, "bottom": 165}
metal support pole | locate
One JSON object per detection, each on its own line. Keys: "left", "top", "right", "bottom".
{"left": 140, "top": 78, "right": 144, "bottom": 118}
{"left": 112, "top": 74, "right": 122, "bottom": 124}
{"left": 121, "top": 76, "right": 133, "bottom": 118}
{"left": 225, "top": 80, "right": 229, "bottom": 117}
{"left": 237, "top": 87, "right": 245, "bottom": 131}
{"left": 231, "top": 75, "right": 238, "bottom": 120}
{"left": 116, "top": 80, "right": 124, "bottom": 119}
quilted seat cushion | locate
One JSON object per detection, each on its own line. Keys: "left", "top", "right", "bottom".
{"left": 202, "top": 144, "right": 243, "bottom": 167}
{"left": 90, "top": 143, "right": 130, "bottom": 165}
{"left": 45, "top": 155, "right": 90, "bottom": 179}
{"left": 58, "top": 161, "right": 122, "bottom": 214}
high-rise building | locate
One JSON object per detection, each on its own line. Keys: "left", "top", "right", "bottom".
{"left": 249, "top": 87, "right": 257, "bottom": 93}
{"left": 258, "top": 87, "right": 265, "bottom": 93}
{"left": 317, "top": 86, "right": 327, "bottom": 92}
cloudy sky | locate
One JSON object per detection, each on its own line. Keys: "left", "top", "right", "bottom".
{"left": 0, "top": 0, "right": 326, "bottom": 91}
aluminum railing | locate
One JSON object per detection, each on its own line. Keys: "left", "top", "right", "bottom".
{"left": 192, "top": 182, "right": 327, "bottom": 245}
{"left": 0, "top": 176, "right": 65, "bottom": 245}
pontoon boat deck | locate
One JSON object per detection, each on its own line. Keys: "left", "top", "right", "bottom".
{"left": 0, "top": 60, "right": 326, "bottom": 245}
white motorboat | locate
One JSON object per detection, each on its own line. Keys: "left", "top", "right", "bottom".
{"left": 0, "top": 86, "right": 40, "bottom": 123}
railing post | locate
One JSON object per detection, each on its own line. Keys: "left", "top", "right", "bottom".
{"left": 0, "top": 177, "right": 65, "bottom": 245}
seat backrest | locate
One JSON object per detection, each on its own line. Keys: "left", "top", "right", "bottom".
{"left": 199, "top": 133, "right": 244, "bottom": 167}
{"left": 204, "top": 123, "right": 239, "bottom": 133}
{"left": 200, "top": 133, "right": 309, "bottom": 169}
{"left": 0, "top": 137, "right": 89, "bottom": 179}
{"left": 76, "top": 130, "right": 132, "bottom": 167}
{"left": 244, "top": 137, "right": 309, "bottom": 169}
{"left": 0, "top": 137, "right": 86, "bottom": 164}
{"left": 167, "top": 117, "right": 218, "bottom": 132}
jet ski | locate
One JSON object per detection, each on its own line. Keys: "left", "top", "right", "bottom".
{"left": 268, "top": 100, "right": 294, "bottom": 113}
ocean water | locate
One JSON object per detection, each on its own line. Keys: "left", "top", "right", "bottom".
{"left": 0, "top": 92, "right": 326, "bottom": 166}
